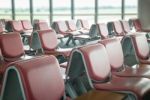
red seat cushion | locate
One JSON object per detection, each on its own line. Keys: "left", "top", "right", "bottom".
{"left": 113, "top": 21, "right": 125, "bottom": 36}
{"left": 99, "top": 38, "right": 150, "bottom": 80}
{"left": 10, "top": 55, "right": 65, "bottom": 100}
{"left": 21, "top": 20, "right": 33, "bottom": 30}
{"left": 10, "top": 21, "right": 24, "bottom": 32}
{"left": 97, "top": 23, "right": 109, "bottom": 39}
{"left": 132, "top": 19, "right": 142, "bottom": 32}
{"left": 36, "top": 22, "right": 51, "bottom": 31}
{"left": 78, "top": 43, "right": 150, "bottom": 100}
{"left": 99, "top": 38, "right": 124, "bottom": 71}
{"left": 0, "top": 33, "right": 24, "bottom": 61}
{"left": 38, "top": 30, "right": 72, "bottom": 57}
{"left": 94, "top": 75, "right": 150, "bottom": 100}
{"left": 131, "top": 34, "right": 150, "bottom": 64}
{"left": 120, "top": 20, "right": 131, "bottom": 34}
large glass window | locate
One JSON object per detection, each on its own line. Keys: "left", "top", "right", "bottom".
{"left": 0, "top": 0, "right": 12, "bottom": 19}
{"left": 53, "top": 0, "right": 71, "bottom": 21}
{"left": 75, "top": 0, "right": 94, "bottom": 25}
{"left": 98, "top": 0, "right": 121, "bottom": 23}
{"left": 15, "top": 0, "right": 30, "bottom": 20}
{"left": 125, "top": 0, "right": 137, "bottom": 20}
{"left": 33, "top": 0, "right": 49, "bottom": 24}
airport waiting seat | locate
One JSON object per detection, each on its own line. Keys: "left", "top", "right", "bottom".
{"left": 53, "top": 21, "right": 72, "bottom": 37}
{"left": 37, "top": 29, "right": 71, "bottom": 57}
{"left": 131, "top": 19, "right": 150, "bottom": 42}
{"left": 8, "top": 20, "right": 32, "bottom": 43}
{"left": 120, "top": 20, "right": 131, "bottom": 34}
{"left": 131, "top": 34, "right": 150, "bottom": 64}
{"left": 54, "top": 21, "right": 88, "bottom": 45}
{"left": 0, "top": 33, "right": 33, "bottom": 76}
{"left": 66, "top": 20, "right": 90, "bottom": 43}
{"left": 33, "top": 19, "right": 47, "bottom": 30}
{"left": 132, "top": 19, "right": 142, "bottom": 32}
{"left": 112, "top": 21, "right": 128, "bottom": 41}
{"left": 21, "top": 20, "right": 33, "bottom": 44}
{"left": 97, "top": 23, "right": 122, "bottom": 41}
{"left": 54, "top": 21, "right": 75, "bottom": 45}
{"left": 66, "top": 43, "right": 150, "bottom": 100}
{"left": 8, "top": 20, "right": 24, "bottom": 33}
{"left": 34, "top": 22, "right": 51, "bottom": 31}
{"left": 21, "top": 20, "right": 33, "bottom": 33}
{"left": 76, "top": 19, "right": 90, "bottom": 34}
{"left": 112, "top": 21, "right": 125, "bottom": 36}
{"left": 67, "top": 20, "right": 89, "bottom": 35}
{"left": 132, "top": 19, "right": 144, "bottom": 32}
{"left": 131, "top": 18, "right": 150, "bottom": 33}
{"left": 79, "top": 19, "right": 90, "bottom": 30}
{"left": 99, "top": 37, "right": 150, "bottom": 78}
{"left": 35, "top": 22, "right": 64, "bottom": 39}
{"left": 1, "top": 55, "right": 68, "bottom": 100}
{"left": 0, "top": 33, "right": 25, "bottom": 62}
{"left": 96, "top": 23, "right": 112, "bottom": 39}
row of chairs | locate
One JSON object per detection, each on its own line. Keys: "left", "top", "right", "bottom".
{"left": 1, "top": 31, "right": 150, "bottom": 99}
{"left": 0, "top": 18, "right": 148, "bottom": 69}
{"left": 0, "top": 18, "right": 149, "bottom": 100}
{"left": 0, "top": 19, "right": 93, "bottom": 46}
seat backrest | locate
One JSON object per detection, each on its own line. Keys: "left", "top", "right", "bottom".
{"left": 132, "top": 19, "right": 142, "bottom": 32}
{"left": 38, "top": 30, "right": 58, "bottom": 51}
{"left": 33, "top": 19, "right": 46, "bottom": 24}
{"left": 79, "top": 44, "right": 111, "bottom": 82}
{"left": 66, "top": 20, "right": 77, "bottom": 31}
{"left": 97, "top": 23, "right": 109, "bottom": 39}
{"left": 10, "top": 20, "right": 24, "bottom": 32}
{"left": 0, "top": 32, "right": 24, "bottom": 61}
{"left": 120, "top": 20, "right": 131, "bottom": 33}
{"left": 55, "top": 21, "right": 69, "bottom": 34}
{"left": 1, "top": 55, "right": 65, "bottom": 100}
{"left": 112, "top": 21, "right": 125, "bottom": 36}
{"left": 80, "top": 19, "right": 90, "bottom": 30}
{"left": 131, "top": 34, "right": 150, "bottom": 60}
{"left": 99, "top": 38, "right": 124, "bottom": 71}
{"left": 21, "top": 20, "right": 33, "bottom": 30}
{"left": 35, "top": 22, "right": 51, "bottom": 31}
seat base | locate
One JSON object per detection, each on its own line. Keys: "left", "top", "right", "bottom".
{"left": 112, "top": 67, "right": 150, "bottom": 78}
{"left": 94, "top": 75, "right": 150, "bottom": 100}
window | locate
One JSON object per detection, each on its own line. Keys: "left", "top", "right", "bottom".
{"left": 53, "top": 0, "right": 71, "bottom": 21}
{"left": 125, "top": 0, "right": 137, "bottom": 20}
{"left": 15, "top": 0, "right": 30, "bottom": 20}
{"left": 33, "top": 0, "right": 50, "bottom": 24}
{"left": 0, "top": 0, "right": 12, "bottom": 19}
{"left": 98, "top": 0, "right": 122, "bottom": 23}
{"left": 75, "top": 0, "right": 94, "bottom": 25}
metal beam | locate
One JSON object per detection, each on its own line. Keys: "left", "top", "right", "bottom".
{"left": 71, "top": 0, "right": 74, "bottom": 19}
{"left": 121, "top": 0, "right": 125, "bottom": 19}
{"left": 49, "top": 0, "right": 53, "bottom": 25}
{"left": 95, "top": 0, "right": 98, "bottom": 23}
{"left": 30, "top": 0, "right": 33, "bottom": 23}
{"left": 11, "top": 0, "right": 15, "bottom": 20}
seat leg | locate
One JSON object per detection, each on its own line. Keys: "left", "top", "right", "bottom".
{"left": 66, "top": 36, "right": 72, "bottom": 46}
